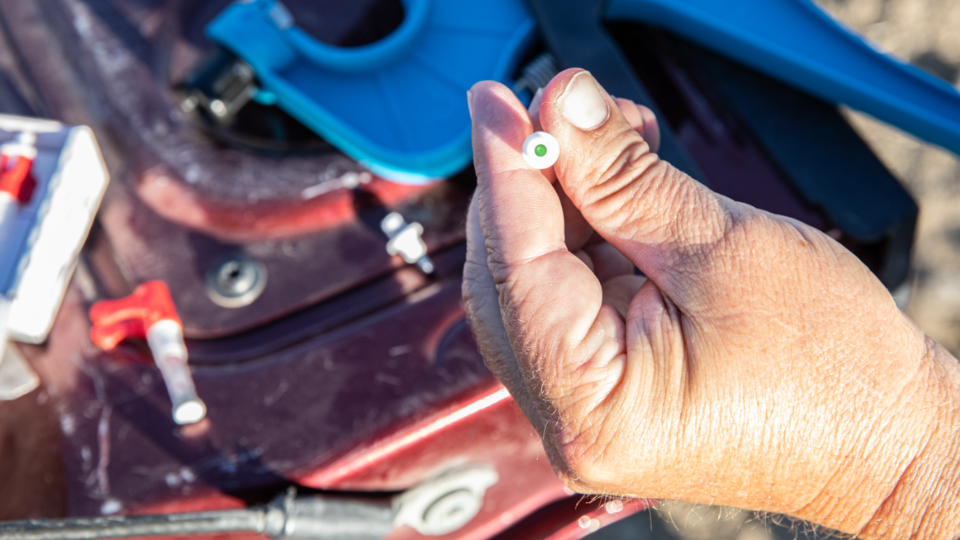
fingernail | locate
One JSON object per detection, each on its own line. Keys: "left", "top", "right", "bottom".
{"left": 559, "top": 71, "right": 609, "bottom": 131}
{"left": 466, "top": 90, "right": 474, "bottom": 118}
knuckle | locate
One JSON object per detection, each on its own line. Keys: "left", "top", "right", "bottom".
{"left": 546, "top": 407, "right": 620, "bottom": 490}
{"left": 577, "top": 141, "right": 674, "bottom": 237}
{"left": 484, "top": 244, "right": 512, "bottom": 287}
{"left": 461, "top": 264, "right": 494, "bottom": 313}
{"left": 556, "top": 470, "right": 594, "bottom": 495}
{"left": 580, "top": 132, "right": 657, "bottom": 210}
{"left": 554, "top": 427, "right": 609, "bottom": 489}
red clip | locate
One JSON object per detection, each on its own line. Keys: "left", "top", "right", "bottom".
{"left": 89, "top": 281, "right": 182, "bottom": 350}
{"left": 0, "top": 153, "right": 35, "bottom": 204}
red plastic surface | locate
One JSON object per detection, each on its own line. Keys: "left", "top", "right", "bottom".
{"left": 89, "top": 280, "right": 181, "bottom": 349}
{"left": 0, "top": 153, "right": 34, "bottom": 203}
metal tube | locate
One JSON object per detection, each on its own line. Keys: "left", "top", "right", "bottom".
{"left": 0, "top": 508, "right": 272, "bottom": 540}
{"left": 0, "top": 495, "right": 394, "bottom": 540}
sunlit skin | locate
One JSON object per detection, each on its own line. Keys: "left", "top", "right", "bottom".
{"left": 463, "top": 69, "right": 960, "bottom": 538}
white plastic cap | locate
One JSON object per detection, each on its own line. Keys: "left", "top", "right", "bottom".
{"left": 521, "top": 131, "right": 560, "bottom": 169}
{"left": 173, "top": 399, "right": 208, "bottom": 425}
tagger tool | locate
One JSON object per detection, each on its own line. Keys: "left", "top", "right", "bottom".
{"left": 0, "top": 115, "right": 109, "bottom": 346}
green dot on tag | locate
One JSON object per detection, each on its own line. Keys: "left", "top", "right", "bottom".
{"left": 535, "top": 144, "right": 547, "bottom": 157}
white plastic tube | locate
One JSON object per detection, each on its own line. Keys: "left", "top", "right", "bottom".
{"left": 145, "top": 319, "right": 207, "bottom": 425}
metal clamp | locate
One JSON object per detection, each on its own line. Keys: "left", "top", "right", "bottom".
{"left": 180, "top": 50, "right": 259, "bottom": 125}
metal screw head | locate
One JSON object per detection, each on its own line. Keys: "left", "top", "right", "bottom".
{"left": 206, "top": 254, "right": 267, "bottom": 308}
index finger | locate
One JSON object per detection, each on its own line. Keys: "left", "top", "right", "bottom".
{"left": 469, "top": 81, "right": 625, "bottom": 419}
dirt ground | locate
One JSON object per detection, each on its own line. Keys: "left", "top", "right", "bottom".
{"left": 822, "top": 0, "right": 960, "bottom": 356}
{"left": 593, "top": 0, "right": 960, "bottom": 538}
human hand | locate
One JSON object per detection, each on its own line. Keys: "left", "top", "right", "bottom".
{"left": 462, "top": 69, "right": 960, "bottom": 538}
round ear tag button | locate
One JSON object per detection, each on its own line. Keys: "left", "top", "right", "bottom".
{"left": 522, "top": 131, "right": 559, "bottom": 169}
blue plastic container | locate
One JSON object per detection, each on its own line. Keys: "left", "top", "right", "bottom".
{"left": 208, "top": 0, "right": 535, "bottom": 184}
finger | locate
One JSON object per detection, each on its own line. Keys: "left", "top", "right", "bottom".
{"left": 532, "top": 88, "right": 597, "bottom": 251}
{"left": 469, "top": 80, "right": 626, "bottom": 417}
{"left": 528, "top": 88, "right": 556, "bottom": 183}
{"left": 558, "top": 95, "right": 665, "bottom": 252}
{"left": 462, "top": 194, "right": 543, "bottom": 430}
{"left": 557, "top": 185, "right": 594, "bottom": 250}
{"left": 584, "top": 242, "right": 635, "bottom": 283}
{"left": 637, "top": 105, "right": 660, "bottom": 153}
{"left": 536, "top": 95, "right": 662, "bottom": 254}
{"left": 602, "top": 274, "right": 647, "bottom": 319}
{"left": 534, "top": 94, "right": 656, "bottom": 178}
{"left": 538, "top": 69, "right": 733, "bottom": 295}
{"left": 573, "top": 249, "right": 596, "bottom": 274}
{"left": 614, "top": 99, "right": 661, "bottom": 154}
{"left": 613, "top": 98, "right": 643, "bottom": 133}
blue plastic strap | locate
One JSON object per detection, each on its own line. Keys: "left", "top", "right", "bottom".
{"left": 605, "top": 0, "right": 960, "bottom": 158}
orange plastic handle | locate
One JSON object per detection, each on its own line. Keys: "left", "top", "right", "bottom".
{"left": 89, "top": 281, "right": 182, "bottom": 349}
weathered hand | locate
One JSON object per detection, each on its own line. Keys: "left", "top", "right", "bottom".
{"left": 462, "top": 69, "right": 960, "bottom": 538}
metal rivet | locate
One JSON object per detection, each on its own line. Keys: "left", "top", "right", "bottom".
{"left": 206, "top": 254, "right": 266, "bottom": 308}
{"left": 209, "top": 99, "right": 227, "bottom": 117}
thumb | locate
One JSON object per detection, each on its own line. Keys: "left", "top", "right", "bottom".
{"left": 539, "top": 69, "right": 735, "bottom": 290}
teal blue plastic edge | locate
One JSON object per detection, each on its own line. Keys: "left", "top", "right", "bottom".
{"left": 285, "top": 0, "right": 430, "bottom": 73}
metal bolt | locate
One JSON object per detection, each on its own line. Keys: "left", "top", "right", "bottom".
{"left": 206, "top": 254, "right": 267, "bottom": 308}
{"left": 209, "top": 99, "right": 228, "bottom": 118}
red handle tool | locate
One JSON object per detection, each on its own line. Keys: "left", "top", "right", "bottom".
{"left": 89, "top": 281, "right": 207, "bottom": 425}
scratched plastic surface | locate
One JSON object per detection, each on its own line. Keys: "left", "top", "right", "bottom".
{"left": 606, "top": 0, "right": 960, "bottom": 156}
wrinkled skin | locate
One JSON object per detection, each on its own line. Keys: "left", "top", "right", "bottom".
{"left": 462, "top": 69, "right": 960, "bottom": 538}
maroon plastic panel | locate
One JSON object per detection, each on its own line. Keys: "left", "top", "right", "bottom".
{"left": 31, "top": 278, "right": 490, "bottom": 515}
